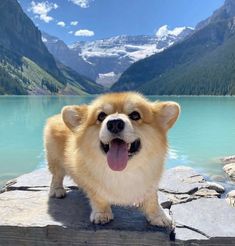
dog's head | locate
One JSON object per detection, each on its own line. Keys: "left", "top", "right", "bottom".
{"left": 62, "top": 92, "right": 180, "bottom": 172}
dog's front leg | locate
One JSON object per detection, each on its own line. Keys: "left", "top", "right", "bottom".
{"left": 88, "top": 193, "right": 113, "bottom": 225}
{"left": 142, "top": 190, "right": 173, "bottom": 228}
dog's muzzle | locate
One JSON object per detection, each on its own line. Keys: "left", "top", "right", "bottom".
{"left": 100, "top": 138, "right": 141, "bottom": 171}
{"left": 100, "top": 138, "right": 141, "bottom": 156}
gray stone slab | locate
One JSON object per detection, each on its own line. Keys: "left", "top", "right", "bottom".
{"left": 174, "top": 227, "right": 208, "bottom": 241}
{"left": 4, "top": 167, "right": 224, "bottom": 196}
{"left": 3, "top": 168, "right": 76, "bottom": 190}
{"left": 1, "top": 167, "right": 234, "bottom": 245}
{"left": 160, "top": 166, "right": 225, "bottom": 195}
{"left": 0, "top": 189, "right": 171, "bottom": 245}
{"left": 171, "top": 198, "right": 235, "bottom": 240}
{"left": 0, "top": 227, "right": 173, "bottom": 246}
{"left": 0, "top": 189, "right": 169, "bottom": 232}
{"left": 160, "top": 166, "right": 205, "bottom": 194}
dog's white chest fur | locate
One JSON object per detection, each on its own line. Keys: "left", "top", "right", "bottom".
{"left": 103, "top": 173, "right": 153, "bottom": 205}
{"left": 92, "top": 158, "right": 162, "bottom": 205}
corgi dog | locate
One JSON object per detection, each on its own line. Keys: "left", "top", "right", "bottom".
{"left": 44, "top": 92, "right": 180, "bottom": 228}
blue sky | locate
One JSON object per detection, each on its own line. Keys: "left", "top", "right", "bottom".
{"left": 19, "top": 0, "right": 224, "bottom": 44}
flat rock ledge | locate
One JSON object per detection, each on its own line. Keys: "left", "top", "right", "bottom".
{"left": 0, "top": 166, "right": 235, "bottom": 246}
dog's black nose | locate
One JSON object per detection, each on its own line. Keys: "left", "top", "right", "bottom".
{"left": 107, "top": 119, "right": 125, "bottom": 134}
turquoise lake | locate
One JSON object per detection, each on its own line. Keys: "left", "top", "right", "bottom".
{"left": 0, "top": 96, "right": 235, "bottom": 188}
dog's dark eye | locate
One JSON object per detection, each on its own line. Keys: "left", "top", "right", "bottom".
{"left": 97, "top": 112, "right": 107, "bottom": 122}
{"left": 129, "top": 111, "right": 141, "bottom": 121}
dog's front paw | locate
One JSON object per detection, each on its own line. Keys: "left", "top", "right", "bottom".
{"left": 147, "top": 209, "right": 173, "bottom": 228}
{"left": 49, "top": 187, "right": 66, "bottom": 198}
{"left": 90, "top": 209, "right": 113, "bottom": 225}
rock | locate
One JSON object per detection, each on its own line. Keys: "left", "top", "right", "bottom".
{"left": 1, "top": 168, "right": 76, "bottom": 194}
{"left": 226, "top": 190, "right": 235, "bottom": 207}
{"left": 0, "top": 167, "right": 234, "bottom": 245}
{"left": 0, "top": 189, "right": 171, "bottom": 245}
{"left": 220, "top": 155, "right": 235, "bottom": 164}
{"left": 171, "top": 198, "right": 235, "bottom": 242}
{"left": 164, "top": 193, "right": 194, "bottom": 205}
{"left": 223, "top": 163, "right": 235, "bottom": 181}
{"left": 160, "top": 188, "right": 221, "bottom": 206}
{"left": 159, "top": 166, "right": 224, "bottom": 205}
{"left": 160, "top": 166, "right": 205, "bottom": 194}
{"left": 158, "top": 191, "right": 172, "bottom": 209}
{"left": 194, "top": 188, "right": 220, "bottom": 198}
{"left": 203, "top": 181, "right": 225, "bottom": 193}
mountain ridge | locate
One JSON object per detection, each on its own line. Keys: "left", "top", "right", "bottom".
{"left": 42, "top": 26, "right": 193, "bottom": 87}
{"left": 196, "top": 0, "right": 235, "bottom": 30}
{"left": 0, "top": 0, "right": 102, "bottom": 95}
{"left": 111, "top": 0, "right": 235, "bottom": 95}
{"left": 0, "top": 0, "right": 60, "bottom": 77}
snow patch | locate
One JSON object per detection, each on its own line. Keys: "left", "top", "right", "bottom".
{"left": 42, "top": 37, "right": 47, "bottom": 42}
{"left": 96, "top": 72, "right": 121, "bottom": 87}
{"left": 156, "top": 25, "right": 193, "bottom": 38}
{"left": 99, "top": 71, "right": 116, "bottom": 78}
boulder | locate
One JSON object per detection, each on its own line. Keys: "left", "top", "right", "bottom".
{"left": 220, "top": 155, "right": 235, "bottom": 164}
{"left": 226, "top": 190, "right": 235, "bottom": 207}
{"left": 223, "top": 163, "right": 235, "bottom": 181}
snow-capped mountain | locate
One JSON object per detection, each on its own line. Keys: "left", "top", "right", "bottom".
{"left": 42, "top": 26, "right": 193, "bottom": 87}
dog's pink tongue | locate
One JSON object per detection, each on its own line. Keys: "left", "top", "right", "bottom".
{"left": 107, "top": 140, "right": 128, "bottom": 171}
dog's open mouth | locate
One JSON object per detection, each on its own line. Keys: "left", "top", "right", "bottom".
{"left": 100, "top": 138, "right": 141, "bottom": 171}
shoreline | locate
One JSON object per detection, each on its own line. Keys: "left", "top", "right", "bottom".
{"left": 1, "top": 161, "right": 233, "bottom": 191}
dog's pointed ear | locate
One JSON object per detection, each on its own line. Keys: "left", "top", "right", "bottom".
{"left": 154, "top": 101, "right": 180, "bottom": 131}
{"left": 62, "top": 105, "right": 88, "bottom": 132}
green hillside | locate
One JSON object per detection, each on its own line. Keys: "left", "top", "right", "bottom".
{"left": 140, "top": 25, "right": 235, "bottom": 95}
{"left": 57, "top": 63, "right": 103, "bottom": 95}
{"left": 0, "top": 0, "right": 102, "bottom": 95}
{"left": 0, "top": 44, "right": 86, "bottom": 95}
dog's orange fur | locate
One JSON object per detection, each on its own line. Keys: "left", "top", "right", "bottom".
{"left": 44, "top": 92, "right": 180, "bottom": 227}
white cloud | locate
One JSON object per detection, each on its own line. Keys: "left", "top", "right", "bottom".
{"left": 74, "top": 29, "right": 94, "bottom": 37}
{"left": 68, "top": 31, "right": 74, "bottom": 34}
{"left": 70, "top": 0, "right": 92, "bottom": 8}
{"left": 70, "top": 21, "right": 78, "bottom": 26}
{"left": 28, "top": 1, "right": 58, "bottom": 23}
{"left": 57, "top": 21, "right": 66, "bottom": 27}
